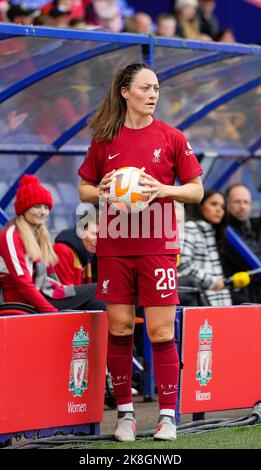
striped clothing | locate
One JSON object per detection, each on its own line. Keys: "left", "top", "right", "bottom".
{"left": 178, "top": 220, "right": 232, "bottom": 306}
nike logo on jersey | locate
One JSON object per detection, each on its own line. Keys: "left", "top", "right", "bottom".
{"left": 108, "top": 153, "right": 120, "bottom": 160}
{"left": 161, "top": 292, "right": 173, "bottom": 298}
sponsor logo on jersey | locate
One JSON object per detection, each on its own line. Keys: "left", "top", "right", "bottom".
{"left": 185, "top": 141, "right": 194, "bottom": 156}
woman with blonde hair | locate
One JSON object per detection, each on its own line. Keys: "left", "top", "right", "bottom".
{"left": 0, "top": 175, "right": 105, "bottom": 313}
{"left": 175, "top": 0, "right": 211, "bottom": 40}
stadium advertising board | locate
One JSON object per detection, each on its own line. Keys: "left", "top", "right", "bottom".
{"left": 180, "top": 306, "right": 261, "bottom": 413}
{"left": 0, "top": 311, "right": 108, "bottom": 434}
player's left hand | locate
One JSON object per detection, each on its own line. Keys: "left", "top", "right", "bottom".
{"left": 140, "top": 171, "right": 168, "bottom": 203}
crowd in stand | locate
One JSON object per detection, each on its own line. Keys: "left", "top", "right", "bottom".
{"left": 0, "top": 0, "right": 236, "bottom": 43}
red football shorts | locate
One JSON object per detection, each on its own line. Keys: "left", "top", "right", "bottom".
{"left": 97, "top": 255, "right": 179, "bottom": 306}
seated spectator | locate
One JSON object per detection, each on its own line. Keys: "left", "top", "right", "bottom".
{"left": 156, "top": 13, "right": 177, "bottom": 38}
{"left": 125, "top": 11, "right": 153, "bottom": 34}
{"left": 174, "top": 0, "right": 211, "bottom": 40}
{"left": 215, "top": 28, "right": 236, "bottom": 43}
{"left": 85, "top": 0, "right": 123, "bottom": 32}
{"left": 198, "top": 0, "right": 220, "bottom": 40}
{"left": 224, "top": 184, "right": 261, "bottom": 304}
{"left": 53, "top": 206, "right": 98, "bottom": 285}
{"left": 0, "top": 0, "right": 8, "bottom": 22}
{"left": 6, "top": 3, "right": 41, "bottom": 24}
{"left": 0, "top": 175, "right": 105, "bottom": 313}
{"left": 174, "top": 201, "right": 208, "bottom": 306}
{"left": 46, "top": 3, "right": 72, "bottom": 27}
{"left": 42, "top": 0, "right": 84, "bottom": 21}
{"left": 178, "top": 190, "right": 232, "bottom": 306}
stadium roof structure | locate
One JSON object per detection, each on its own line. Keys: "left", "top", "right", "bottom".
{"left": 0, "top": 23, "right": 261, "bottom": 223}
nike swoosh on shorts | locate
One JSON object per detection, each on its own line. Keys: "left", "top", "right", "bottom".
{"left": 161, "top": 292, "right": 173, "bottom": 298}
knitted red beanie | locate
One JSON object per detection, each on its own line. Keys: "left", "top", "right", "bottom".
{"left": 15, "top": 175, "right": 53, "bottom": 216}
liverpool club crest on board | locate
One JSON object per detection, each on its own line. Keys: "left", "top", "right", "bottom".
{"left": 69, "top": 326, "right": 89, "bottom": 397}
{"left": 196, "top": 319, "right": 213, "bottom": 386}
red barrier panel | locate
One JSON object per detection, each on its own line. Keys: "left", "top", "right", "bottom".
{"left": 0, "top": 311, "right": 108, "bottom": 434}
{"left": 179, "top": 306, "right": 261, "bottom": 414}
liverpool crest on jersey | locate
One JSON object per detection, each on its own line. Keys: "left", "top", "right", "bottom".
{"left": 69, "top": 326, "right": 89, "bottom": 397}
{"left": 196, "top": 319, "right": 213, "bottom": 386}
{"left": 153, "top": 148, "right": 161, "bottom": 162}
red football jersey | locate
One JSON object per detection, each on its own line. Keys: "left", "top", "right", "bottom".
{"left": 78, "top": 118, "right": 203, "bottom": 256}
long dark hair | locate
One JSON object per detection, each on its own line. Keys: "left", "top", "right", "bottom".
{"left": 186, "top": 190, "right": 227, "bottom": 255}
{"left": 89, "top": 63, "right": 152, "bottom": 142}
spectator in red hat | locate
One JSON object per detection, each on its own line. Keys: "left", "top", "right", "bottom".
{"left": 0, "top": 174, "right": 105, "bottom": 313}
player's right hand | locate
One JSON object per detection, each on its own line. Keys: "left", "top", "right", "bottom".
{"left": 99, "top": 170, "right": 115, "bottom": 198}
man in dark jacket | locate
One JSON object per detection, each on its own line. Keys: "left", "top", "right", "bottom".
{"left": 198, "top": 0, "right": 220, "bottom": 40}
{"left": 224, "top": 184, "right": 261, "bottom": 304}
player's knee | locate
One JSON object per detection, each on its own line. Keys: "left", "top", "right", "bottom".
{"left": 109, "top": 319, "right": 135, "bottom": 336}
{"left": 148, "top": 327, "right": 174, "bottom": 344}
{"left": 109, "top": 326, "right": 134, "bottom": 336}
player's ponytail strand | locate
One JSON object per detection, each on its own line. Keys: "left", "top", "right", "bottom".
{"left": 89, "top": 63, "right": 151, "bottom": 142}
